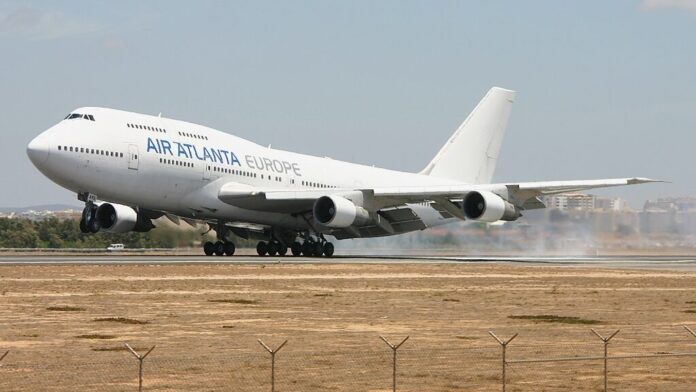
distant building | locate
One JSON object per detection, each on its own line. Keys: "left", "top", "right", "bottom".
{"left": 640, "top": 197, "right": 696, "bottom": 235}
{"left": 544, "top": 193, "right": 629, "bottom": 212}
{"left": 545, "top": 193, "right": 595, "bottom": 211}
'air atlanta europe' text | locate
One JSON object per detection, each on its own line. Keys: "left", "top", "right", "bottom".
{"left": 146, "top": 137, "right": 302, "bottom": 176}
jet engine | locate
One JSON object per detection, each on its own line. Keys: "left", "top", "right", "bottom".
{"left": 313, "top": 195, "right": 371, "bottom": 228}
{"left": 95, "top": 203, "right": 154, "bottom": 233}
{"left": 462, "top": 191, "right": 521, "bottom": 222}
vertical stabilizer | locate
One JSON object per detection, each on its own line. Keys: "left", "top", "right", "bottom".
{"left": 420, "top": 87, "right": 515, "bottom": 184}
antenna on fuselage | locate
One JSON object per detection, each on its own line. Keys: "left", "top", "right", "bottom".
{"left": 158, "top": 113, "right": 162, "bottom": 118}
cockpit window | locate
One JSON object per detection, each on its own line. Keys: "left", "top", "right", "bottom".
{"left": 64, "top": 113, "right": 96, "bottom": 121}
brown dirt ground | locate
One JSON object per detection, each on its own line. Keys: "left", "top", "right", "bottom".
{"left": 2, "top": 262, "right": 696, "bottom": 391}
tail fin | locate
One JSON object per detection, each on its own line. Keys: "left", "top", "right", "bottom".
{"left": 420, "top": 87, "right": 515, "bottom": 184}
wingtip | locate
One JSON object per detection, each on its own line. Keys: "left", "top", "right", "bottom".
{"left": 628, "top": 177, "right": 669, "bottom": 184}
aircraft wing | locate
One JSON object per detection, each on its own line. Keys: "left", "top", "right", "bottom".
{"left": 218, "top": 177, "right": 660, "bottom": 213}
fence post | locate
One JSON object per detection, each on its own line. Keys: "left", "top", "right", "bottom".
{"left": 258, "top": 339, "right": 287, "bottom": 392}
{"left": 591, "top": 328, "right": 619, "bottom": 392}
{"left": 379, "top": 336, "right": 409, "bottom": 392}
{"left": 489, "top": 331, "right": 517, "bottom": 392}
{"left": 125, "top": 344, "right": 155, "bottom": 392}
{"left": 684, "top": 325, "right": 696, "bottom": 338}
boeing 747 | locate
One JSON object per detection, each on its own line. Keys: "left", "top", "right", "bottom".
{"left": 26, "top": 87, "right": 657, "bottom": 257}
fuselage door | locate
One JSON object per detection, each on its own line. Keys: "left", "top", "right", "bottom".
{"left": 128, "top": 144, "right": 139, "bottom": 170}
{"left": 203, "top": 163, "right": 211, "bottom": 180}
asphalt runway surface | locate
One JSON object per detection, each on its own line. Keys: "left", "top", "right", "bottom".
{"left": 2, "top": 254, "right": 696, "bottom": 270}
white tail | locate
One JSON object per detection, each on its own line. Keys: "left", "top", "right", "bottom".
{"left": 420, "top": 87, "right": 515, "bottom": 184}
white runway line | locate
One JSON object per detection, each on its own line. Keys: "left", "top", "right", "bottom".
{"left": 1, "top": 254, "right": 696, "bottom": 271}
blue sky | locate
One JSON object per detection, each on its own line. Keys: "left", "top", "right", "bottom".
{"left": 1, "top": 1, "right": 695, "bottom": 207}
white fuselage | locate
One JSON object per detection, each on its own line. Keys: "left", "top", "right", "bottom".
{"left": 27, "top": 107, "right": 461, "bottom": 233}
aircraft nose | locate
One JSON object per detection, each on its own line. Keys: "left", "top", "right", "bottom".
{"left": 27, "top": 132, "right": 50, "bottom": 166}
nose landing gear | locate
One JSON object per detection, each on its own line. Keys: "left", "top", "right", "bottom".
{"left": 80, "top": 202, "right": 100, "bottom": 234}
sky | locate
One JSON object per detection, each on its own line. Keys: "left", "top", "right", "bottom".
{"left": 0, "top": 0, "right": 695, "bottom": 208}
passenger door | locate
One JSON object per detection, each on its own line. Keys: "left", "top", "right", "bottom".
{"left": 203, "top": 163, "right": 211, "bottom": 180}
{"left": 128, "top": 144, "right": 139, "bottom": 170}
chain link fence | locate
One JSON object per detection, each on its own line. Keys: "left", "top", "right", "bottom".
{"left": 3, "top": 327, "right": 696, "bottom": 391}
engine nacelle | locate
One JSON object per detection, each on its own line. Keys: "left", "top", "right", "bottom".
{"left": 313, "top": 195, "right": 371, "bottom": 228}
{"left": 95, "top": 203, "right": 154, "bottom": 233}
{"left": 462, "top": 191, "right": 521, "bottom": 222}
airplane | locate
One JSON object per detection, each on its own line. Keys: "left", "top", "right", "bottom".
{"left": 26, "top": 87, "right": 658, "bottom": 257}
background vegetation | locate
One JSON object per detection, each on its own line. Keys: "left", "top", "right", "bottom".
{"left": 0, "top": 218, "right": 243, "bottom": 249}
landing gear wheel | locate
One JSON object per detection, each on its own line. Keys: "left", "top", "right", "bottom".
{"left": 203, "top": 241, "right": 215, "bottom": 256}
{"left": 89, "top": 218, "right": 100, "bottom": 233}
{"left": 256, "top": 241, "right": 268, "bottom": 256}
{"left": 291, "top": 242, "right": 302, "bottom": 256}
{"left": 79, "top": 218, "right": 89, "bottom": 233}
{"left": 214, "top": 241, "right": 225, "bottom": 256}
{"left": 276, "top": 244, "right": 288, "bottom": 256}
{"left": 267, "top": 241, "right": 278, "bottom": 256}
{"left": 322, "top": 242, "right": 334, "bottom": 258}
{"left": 313, "top": 242, "right": 324, "bottom": 257}
{"left": 224, "top": 242, "right": 235, "bottom": 256}
{"left": 301, "top": 242, "right": 314, "bottom": 257}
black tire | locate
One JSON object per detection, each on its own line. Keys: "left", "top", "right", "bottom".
{"left": 301, "top": 242, "right": 313, "bottom": 257}
{"left": 291, "top": 242, "right": 302, "bottom": 256}
{"left": 89, "top": 218, "right": 100, "bottom": 233}
{"left": 256, "top": 241, "right": 268, "bottom": 256}
{"left": 267, "top": 241, "right": 278, "bottom": 256}
{"left": 313, "top": 242, "right": 324, "bottom": 257}
{"left": 323, "top": 242, "right": 334, "bottom": 257}
{"left": 203, "top": 241, "right": 215, "bottom": 256}
{"left": 214, "top": 241, "right": 225, "bottom": 256}
{"left": 79, "top": 218, "right": 89, "bottom": 233}
{"left": 224, "top": 242, "right": 235, "bottom": 256}
{"left": 81, "top": 206, "right": 90, "bottom": 222}
{"left": 276, "top": 242, "right": 288, "bottom": 256}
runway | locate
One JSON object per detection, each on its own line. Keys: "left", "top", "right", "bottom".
{"left": 2, "top": 253, "right": 696, "bottom": 270}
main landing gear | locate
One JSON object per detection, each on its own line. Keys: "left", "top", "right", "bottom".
{"left": 202, "top": 221, "right": 235, "bottom": 257}
{"left": 203, "top": 240, "right": 235, "bottom": 256}
{"left": 256, "top": 237, "right": 334, "bottom": 258}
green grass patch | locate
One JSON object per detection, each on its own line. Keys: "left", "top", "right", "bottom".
{"left": 47, "top": 306, "right": 86, "bottom": 312}
{"left": 208, "top": 299, "right": 259, "bottom": 305}
{"left": 93, "top": 317, "right": 148, "bottom": 325}
{"left": 508, "top": 315, "right": 601, "bottom": 325}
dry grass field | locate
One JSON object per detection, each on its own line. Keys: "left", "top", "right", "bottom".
{"left": 2, "top": 261, "right": 696, "bottom": 391}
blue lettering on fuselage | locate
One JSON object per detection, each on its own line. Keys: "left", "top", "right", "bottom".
{"left": 146, "top": 137, "right": 242, "bottom": 166}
